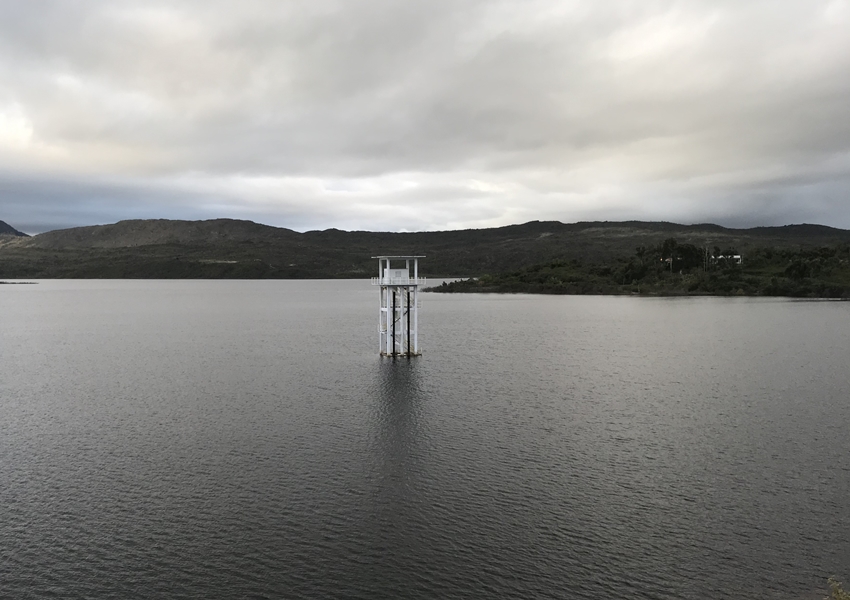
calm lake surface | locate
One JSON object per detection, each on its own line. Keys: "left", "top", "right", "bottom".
{"left": 1, "top": 280, "right": 848, "bottom": 599}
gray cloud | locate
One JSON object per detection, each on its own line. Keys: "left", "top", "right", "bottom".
{"left": 1, "top": 0, "right": 849, "bottom": 233}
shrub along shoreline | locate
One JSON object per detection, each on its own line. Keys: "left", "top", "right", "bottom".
{"left": 429, "top": 239, "right": 850, "bottom": 298}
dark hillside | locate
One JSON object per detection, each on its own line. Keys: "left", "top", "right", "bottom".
{"left": 0, "top": 220, "right": 27, "bottom": 237}
{"left": 1, "top": 218, "right": 849, "bottom": 279}
{"left": 24, "top": 218, "right": 298, "bottom": 249}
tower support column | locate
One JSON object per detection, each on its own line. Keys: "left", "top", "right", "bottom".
{"left": 372, "top": 255, "right": 424, "bottom": 357}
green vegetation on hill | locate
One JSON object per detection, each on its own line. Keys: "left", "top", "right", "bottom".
{"left": 2, "top": 218, "right": 850, "bottom": 283}
{"left": 828, "top": 578, "right": 850, "bottom": 600}
{"left": 431, "top": 238, "right": 850, "bottom": 297}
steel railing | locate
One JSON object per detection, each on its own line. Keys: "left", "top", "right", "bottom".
{"left": 371, "top": 277, "right": 426, "bottom": 286}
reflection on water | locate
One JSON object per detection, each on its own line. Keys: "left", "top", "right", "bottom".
{"left": 357, "top": 359, "right": 432, "bottom": 596}
{"left": 374, "top": 358, "right": 424, "bottom": 498}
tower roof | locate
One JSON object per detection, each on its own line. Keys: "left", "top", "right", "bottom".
{"left": 371, "top": 255, "right": 425, "bottom": 259}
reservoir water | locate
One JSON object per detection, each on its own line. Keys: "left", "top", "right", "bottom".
{"left": 1, "top": 280, "right": 848, "bottom": 599}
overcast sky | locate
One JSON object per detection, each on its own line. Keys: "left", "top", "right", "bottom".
{"left": 1, "top": 0, "right": 849, "bottom": 233}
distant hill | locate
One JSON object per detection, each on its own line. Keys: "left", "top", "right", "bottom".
{"left": 0, "top": 220, "right": 27, "bottom": 237}
{"left": 1, "top": 218, "right": 849, "bottom": 279}
{"left": 23, "top": 218, "right": 298, "bottom": 249}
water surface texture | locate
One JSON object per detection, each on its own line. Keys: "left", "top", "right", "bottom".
{"left": 1, "top": 281, "right": 848, "bottom": 599}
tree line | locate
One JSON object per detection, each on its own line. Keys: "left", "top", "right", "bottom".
{"left": 431, "top": 239, "right": 850, "bottom": 297}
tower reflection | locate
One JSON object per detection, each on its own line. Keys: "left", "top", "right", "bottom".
{"left": 374, "top": 358, "right": 425, "bottom": 502}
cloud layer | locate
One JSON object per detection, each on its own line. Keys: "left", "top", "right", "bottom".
{"left": 1, "top": 0, "right": 849, "bottom": 232}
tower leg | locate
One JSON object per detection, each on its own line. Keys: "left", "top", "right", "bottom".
{"left": 391, "top": 288, "right": 396, "bottom": 357}
{"left": 379, "top": 286, "right": 384, "bottom": 354}
{"left": 413, "top": 287, "right": 418, "bottom": 354}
